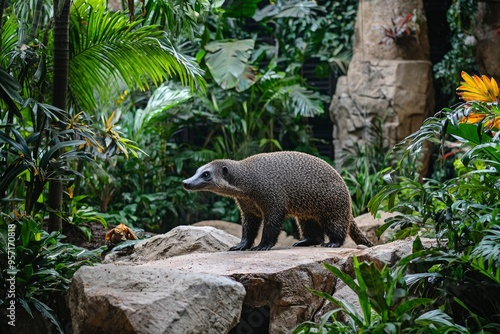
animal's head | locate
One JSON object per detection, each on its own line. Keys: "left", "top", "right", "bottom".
{"left": 182, "top": 160, "right": 244, "bottom": 197}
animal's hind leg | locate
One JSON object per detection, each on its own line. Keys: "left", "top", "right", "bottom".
{"left": 322, "top": 217, "right": 347, "bottom": 248}
{"left": 292, "top": 219, "right": 324, "bottom": 247}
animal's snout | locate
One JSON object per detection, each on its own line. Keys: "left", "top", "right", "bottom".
{"left": 182, "top": 180, "right": 191, "bottom": 190}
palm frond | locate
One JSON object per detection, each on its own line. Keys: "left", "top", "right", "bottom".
{"left": 265, "top": 81, "right": 324, "bottom": 117}
{"left": 133, "top": 82, "right": 192, "bottom": 137}
{"left": 471, "top": 225, "right": 500, "bottom": 267}
{"left": 254, "top": 0, "right": 325, "bottom": 22}
{"left": 12, "top": 0, "right": 52, "bottom": 28}
{"left": 68, "top": 0, "right": 205, "bottom": 110}
{"left": 0, "top": 16, "right": 20, "bottom": 67}
{"left": 142, "top": 0, "right": 210, "bottom": 40}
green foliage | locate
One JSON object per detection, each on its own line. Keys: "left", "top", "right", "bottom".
{"left": 76, "top": 0, "right": 359, "bottom": 231}
{"left": 369, "top": 101, "right": 500, "bottom": 252}
{"left": 252, "top": 0, "right": 356, "bottom": 76}
{"left": 294, "top": 255, "right": 468, "bottom": 333}
{"left": 203, "top": 39, "right": 256, "bottom": 91}
{"left": 366, "top": 90, "right": 500, "bottom": 330}
{"left": 433, "top": 0, "right": 478, "bottom": 102}
{"left": 1, "top": 0, "right": 207, "bottom": 328}
{"left": 69, "top": 0, "right": 205, "bottom": 110}
{"left": 67, "top": 195, "right": 107, "bottom": 240}
{"left": 403, "top": 238, "right": 500, "bottom": 332}
{"left": 0, "top": 105, "right": 95, "bottom": 215}
{"left": 341, "top": 120, "right": 390, "bottom": 217}
{"left": 0, "top": 214, "right": 104, "bottom": 331}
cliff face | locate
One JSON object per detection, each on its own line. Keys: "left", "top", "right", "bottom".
{"left": 330, "top": 0, "right": 434, "bottom": 165}
{"left": 475, "top": 2, "right": 500, "bottom": 83}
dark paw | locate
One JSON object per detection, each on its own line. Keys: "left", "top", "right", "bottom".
{"left": 250, "top": 244, "right": 273, "bottom": 251}
{"left": 292, "top": 238, "right": 323, "bottom": 247}
{"left": 229, "top": 242, "right": 251, "bottom": 251}
{"left": 321, "top": 242, "right": 341, "bottom": 248}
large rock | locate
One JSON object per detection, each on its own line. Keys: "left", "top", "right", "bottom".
{"left": 72, "top": 224, "right": 434, "bottom": 334}
{"left": 194, "top": 220, "right": 299, "bottom": 247}
{"left": 330, "top": 0, "right": 434, "bottom": 165}
{"left": 351, "top": 0, "right": 430, "bottom": 61}
{"left": 69, "top": 265, "right": 245, "bottom": 334}
{"left": 105, "top": 214, "right": 393, "bottom": 264}
{"left": 343, "top": 211, "right": 398, "bottom": 248}
{"left": 103, "top": 225, "right": 239, "bottom": 264}
{"left": 194, "top": 213, "right": 393, "bottom": 249}
{"left": 137, "top": 239, "right": 434, "bottom": 334}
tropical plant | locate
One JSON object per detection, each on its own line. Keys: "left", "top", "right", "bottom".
{"left": 367, "top": 71, "right": 500, "bottom": 330}
{"left": 1, "top": 0, "right": 206, "bottom": 230}
{"left": 433, "top": 0, "right": 478, "bottom": 102}
{"left": 294, "top": 254, "right": 468, "bottom": 333}
{"left": 67, "top": 194, "right": 107, "bottom": 240}
{"left": 369, "top": 71, "right": 500, "bottom": 251}
{"left": 0, "top": 214, "right": 104, "bottom": 331}
{"left": 0, "top": 106, "right": 97, "bottom": 217}
{"left": 403, "top": 237, "right": 500, "bottom": 332}
{"left": 379, "top": 11, "right": 419, "bottom": 46}
{"left": 340, "top": 119, "right": 390, "bottom": 217}
{"left": 1, "top": 0, "right": 208, "bottom": 329}
{"left": 76, "top": 0, "right": 360, "bottom": 232}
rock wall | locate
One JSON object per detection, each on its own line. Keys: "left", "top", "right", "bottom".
{"left": 330, "top": 0, "right": 434, "bottom": 164}
{"left": 475, "top": 1, "right": 500, "bottom": 81}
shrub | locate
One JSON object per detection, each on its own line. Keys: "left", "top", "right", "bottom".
{"left": 367, "top": 72, "right": 500, "bottom": 330}
{"left": 294, "top": 254, "right": 468, "bottom": 334}
{"left": 0, "top": 214, "right": 104, "bottom": 331}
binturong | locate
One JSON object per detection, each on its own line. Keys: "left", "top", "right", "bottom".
{"left": 182, "top": 151, "right": 374, "bottom": 251}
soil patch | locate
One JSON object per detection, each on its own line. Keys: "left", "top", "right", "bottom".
{"left": 61, "top": 221, "right": 113, "bottom": 250}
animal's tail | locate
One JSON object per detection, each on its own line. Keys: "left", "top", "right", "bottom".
{"left": 348, "top": 219, "right": 374, "bottom": 247}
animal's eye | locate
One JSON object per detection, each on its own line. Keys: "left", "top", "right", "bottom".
{"left": 202, "top": 171, "right": 210, "bottom": 179}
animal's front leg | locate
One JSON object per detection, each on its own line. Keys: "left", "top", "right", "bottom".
{"left": 251, "top": 210, "right": 284, "bottom": 251}
{"left": 230, "top": 200, "right": 261, "bottom": 251}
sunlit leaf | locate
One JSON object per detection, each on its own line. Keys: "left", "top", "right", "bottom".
{"left": 69, "top": 0, "right": 205, "bottom": 110}
{"left": 204, "top": 39, "right": 255, "bottom": 90}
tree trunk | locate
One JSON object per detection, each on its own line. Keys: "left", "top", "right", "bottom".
{"left": 48, "top": 0, "right": 70, "bottom": 232}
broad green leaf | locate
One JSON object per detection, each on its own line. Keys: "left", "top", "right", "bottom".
{"left": 415, "top": 309, "right": 469, "bottom": 332}
{"left": 359, "top": 261, "right": 387, "bottom": 315}
{"left": 204, "top": 39, "right": 255, "bottom": 90}
{"left": 446, "top": 122, "right": 490, "bottom": 145}
{"left": 353, "top": 257, "right": 371, "bottom": 324}
{"left": 323, "top": 262, "right": 362, "bottom": 295}
{"left": 133, "top": 83, "right": 192, "bottom": 137}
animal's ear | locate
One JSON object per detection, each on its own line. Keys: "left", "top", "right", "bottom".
{"left": 222, "top": 166, "right": 229, "bottom": 178}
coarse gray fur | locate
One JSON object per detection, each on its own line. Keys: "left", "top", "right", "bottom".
{"left": 182, "top": 151, "right": 374, "bottom": 251}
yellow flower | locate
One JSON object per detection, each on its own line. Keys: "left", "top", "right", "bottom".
{"left": 461, "top": 112, "right": 500, "bottom": 131}
{"left": 457, "top": 71, "right": 499, "bottom": 102}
